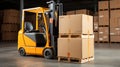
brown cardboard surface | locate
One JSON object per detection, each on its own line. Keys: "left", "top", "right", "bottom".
{"left": 58, "top": 38, "right": 69, "bottom": 57}
{"left": 59, "top": 14, "right": 93, "bottom": 34}
{"left": 94, "top": 32, "right": 98, "bottom": 42}
{"left": 111, "top": 10, "right": 120, "bottom": 18}
{"left": 99, "top": 10, "right": 109, "bottom": 25}
{"left": 94, "top": 22, "right": 98, "bottom": 31}
{"left": 94, "top": 16, "right": 98, "bottom": 22}
{"left": 110, "top": 28, "right": 120, "bottom": 36}
{"left": 69, "top": 38, "right": 82, "bottom": 58}
{"left": 2, "top": 32, "right": 18, "bottom": 40}
{"left": 110, "top": 0, "right": 120, "bottom": 9}
{"left": 98, "top": 1, "right": 108, "bottom": 9}
{"left": 99, "top": 27, "right": 109, "bottom": 42}
{"left": 58, "top": 35, "right": 94, "bottom": 59}
{"left": 76, "top": 9, "right": 90, "bottom": 15}
{"left": 66, "top": 11, "right": 76, "bottom": 15}
{"left": 110, "top": 35, "right": 120, "bottom": 42}
{"left": 1, "top": 24, "right": 19, "bottom": 32}
{"left": 110, "top": 17, "right": 120, "bottom": 27}
{"left": 82, "top": 15, "right": 93, "bottom": 34}
{"left": 82, "top": 35, "right": 94, "bottom": 57}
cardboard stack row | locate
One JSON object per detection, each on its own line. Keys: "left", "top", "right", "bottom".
{"left": 93, "top": 15, "right": 99, "bottom": 42}
{"left": 98, "top": 1, "right": 109, "bottom": 43}
{"left": 110, "top": 0, "right": 120, "bottom": 42}
{"left": 98, "top": 0, "right": 120, "bottom": 43}
{"left": 0, "top": 9, "right": 20, "bottom": 41}
{"left": 66, "top": 9, "right": 93, "bottom": 15}
{"left": 58, "top": 14, "right": 94, "bottom": 63}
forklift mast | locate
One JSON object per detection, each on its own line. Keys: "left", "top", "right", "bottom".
{"left": 47, "top": 0, "right": 63, "bottom": 57}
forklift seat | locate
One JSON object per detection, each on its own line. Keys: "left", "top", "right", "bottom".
{"left": 25, "top": 22, "right": 33, "bottom": 32}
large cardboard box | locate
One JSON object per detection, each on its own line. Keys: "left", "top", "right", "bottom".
{"left": 111, "top": 10, "right": 120, "bottom": 18}
{"left": 3, "top": 9, "right": 19, "bottom": 17}
{"left": 110, "top": 18, "right": 120, "bottom": 27}
{"left": 76, "top": 9, "right": 92, "bottom": 15}
{"left": 99, "top": 27, "right": 109, "bottom": 42}
{"left": 66, "top": 11, "right": 76, "bottom": 15}
{"left": 94, "top": 32, "right": 98, "bottom": 42}
{"left": 59, "top": 14, "right": 93, "bottom": 34}
{"left": 3, "top": 16, "right": 20, "bottom": 24}
{"left": 110, "top": 27, "right": 120, "bottom": 36}
{"left": 1, "top": 24, "right": 19, "bottom": 32}
{"left": 94, "top": 16, "right": 98, "bottom": 31}
{"left": 98, "top": 1, "right": 108, "bottom": 10}
{"left": 58, "top": 35, "right": 94, "bottom": 59}
{"left": 2, "top": 32, "right": 18, "bottom": 41}
{"left": 99, "top": 10, "right": 109, "bottom": 25}
{"left": 110, "top": 0, "right": 120, "bottom": 9}
{"left": 110, "top": 35, "right": 120, "bottom": 42}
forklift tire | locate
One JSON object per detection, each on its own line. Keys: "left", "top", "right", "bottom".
{"left": 44, "top": 49, "right": 53, "bottom": 59}
{"left": 19, "top": 48, "right": 26, "bottom": 56}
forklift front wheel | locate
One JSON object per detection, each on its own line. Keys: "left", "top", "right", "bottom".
{"left": 19, "top": 48, "right": 26, "bottom": 56}
{"left": 44, "top": 49, "right": 53, "bottom": 59}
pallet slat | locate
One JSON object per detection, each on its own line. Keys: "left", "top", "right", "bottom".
{"left": 58, "top": 56, "right": 94, "bottom": 63}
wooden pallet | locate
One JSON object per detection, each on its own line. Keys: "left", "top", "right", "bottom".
{"left": 98, "top": 25, "right": 109, "bottom": 27}
{"left": 110, "top": 8, "right": 120, "bottom": 10}
{"left": 58, "top": 56, "right": 94, "bottom": 63}
{"left": 99, "top": 9, "right": 109, "bottom": 11}
{"left": 98, "top": 41, "right": 109, "bottom": 43}
{"left": 110, "top": 42, "right": 120, "bottom": 43}
{"left": 59, "top": 34, "right": 81, "bottom": 38}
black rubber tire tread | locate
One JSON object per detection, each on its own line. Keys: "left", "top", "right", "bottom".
{"left": 19, "top": 48, "right": 26, "bottom": 56}
{"left": 43, "top": 49, "right": 53, "bottom": 59}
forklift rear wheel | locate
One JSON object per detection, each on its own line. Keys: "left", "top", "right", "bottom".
{"left": 19, "top": 48, "right": 26, "bottom": 56}
{"left": 44, "top": 49, "right": 53, "bottom": 59}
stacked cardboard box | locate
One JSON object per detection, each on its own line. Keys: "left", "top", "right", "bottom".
{"left": 1, "top": 9, "right": 20, "bottom": 41}
{"left": 98, "top": 1, "right": 110, "bottom": 42}
{"left": 93, "top": 15, "right": 99, "bottom": 42}
{"left": 66, "top": 9, "right": 92, "bottom": 15}
{"left": 110, "top": 0, "right": 120, "bottom": 42}
{"left": 0, "top": 10, "right": 3, "bottom": 41}
{"left": 58, "top": 14, "right": 94, "bottom": 63}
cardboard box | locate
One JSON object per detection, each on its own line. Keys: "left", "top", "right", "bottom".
{"left": 1, "top": 24, "right": 19, "bottom": 32}
{"left": 94, "top": 16, "right": 98, "bottom": 31}
{"left": 58, "top": 35, "right": 94, "bottom": 59}
{"left": 99, "top": 10, "right": 109, "bottom": 25}
{"left": 94, "top": 15, "right": 98, "bottom": 22}
{"left": 110, "top": 28, "right": 120, "bottom": 36}
{"left": 111, "top": 10, "right": 120, "bottom": 18}
{"left": 3, "top": 9, "right": 19, "bottom": 17}
{"left": 110, "top": 35, "right": 120, "bottom": 42}
{"left": 94, "top": 22, "right": 98, "bottom": 31}
{"left": 59, "top": 14, "right": 93, "bottom": 34}
{"left": 98, "top": 1, "right": 108, "bottom": 10}
{"left": 94, "top": 32, "right": 98, "bottom": 42}
{"left": 110, "top": 17, "right": 120, "bottom": 27}
{"left": 3, "top": 16, "right": 20, "bottom": 24}
{"left": 110, "top": 0, "right": 120, "bottom": 9}
{"left": 76, "top": 9, "right": 92, "bottom": 15}
{"left": 2, "top": 32, "right": 18, "bottom": 41}
{"left": 66, "top": 11, "right": 76, "bottom": 15}
{"left": 99, "top": 27, "right": 109, "bottom": 42}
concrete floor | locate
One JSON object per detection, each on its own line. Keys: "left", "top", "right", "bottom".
{"left": 0, "top": 43, "right": 120, "bottom": 67}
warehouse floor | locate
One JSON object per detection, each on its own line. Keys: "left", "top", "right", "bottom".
{"left": 0, "top": 43, "right": 120, "bottom": 67}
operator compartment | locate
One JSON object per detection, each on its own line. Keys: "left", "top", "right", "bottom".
{"left": 24, "top": 11, "right": 49, "bottom": 47}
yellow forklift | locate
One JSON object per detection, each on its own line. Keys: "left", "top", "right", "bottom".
{"left": 18, "top": 0, "right": 63, "bottom": 59}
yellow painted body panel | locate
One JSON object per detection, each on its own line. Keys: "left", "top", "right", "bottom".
{"left": 23, "top": 35, "right": 36, "bottom": 47}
